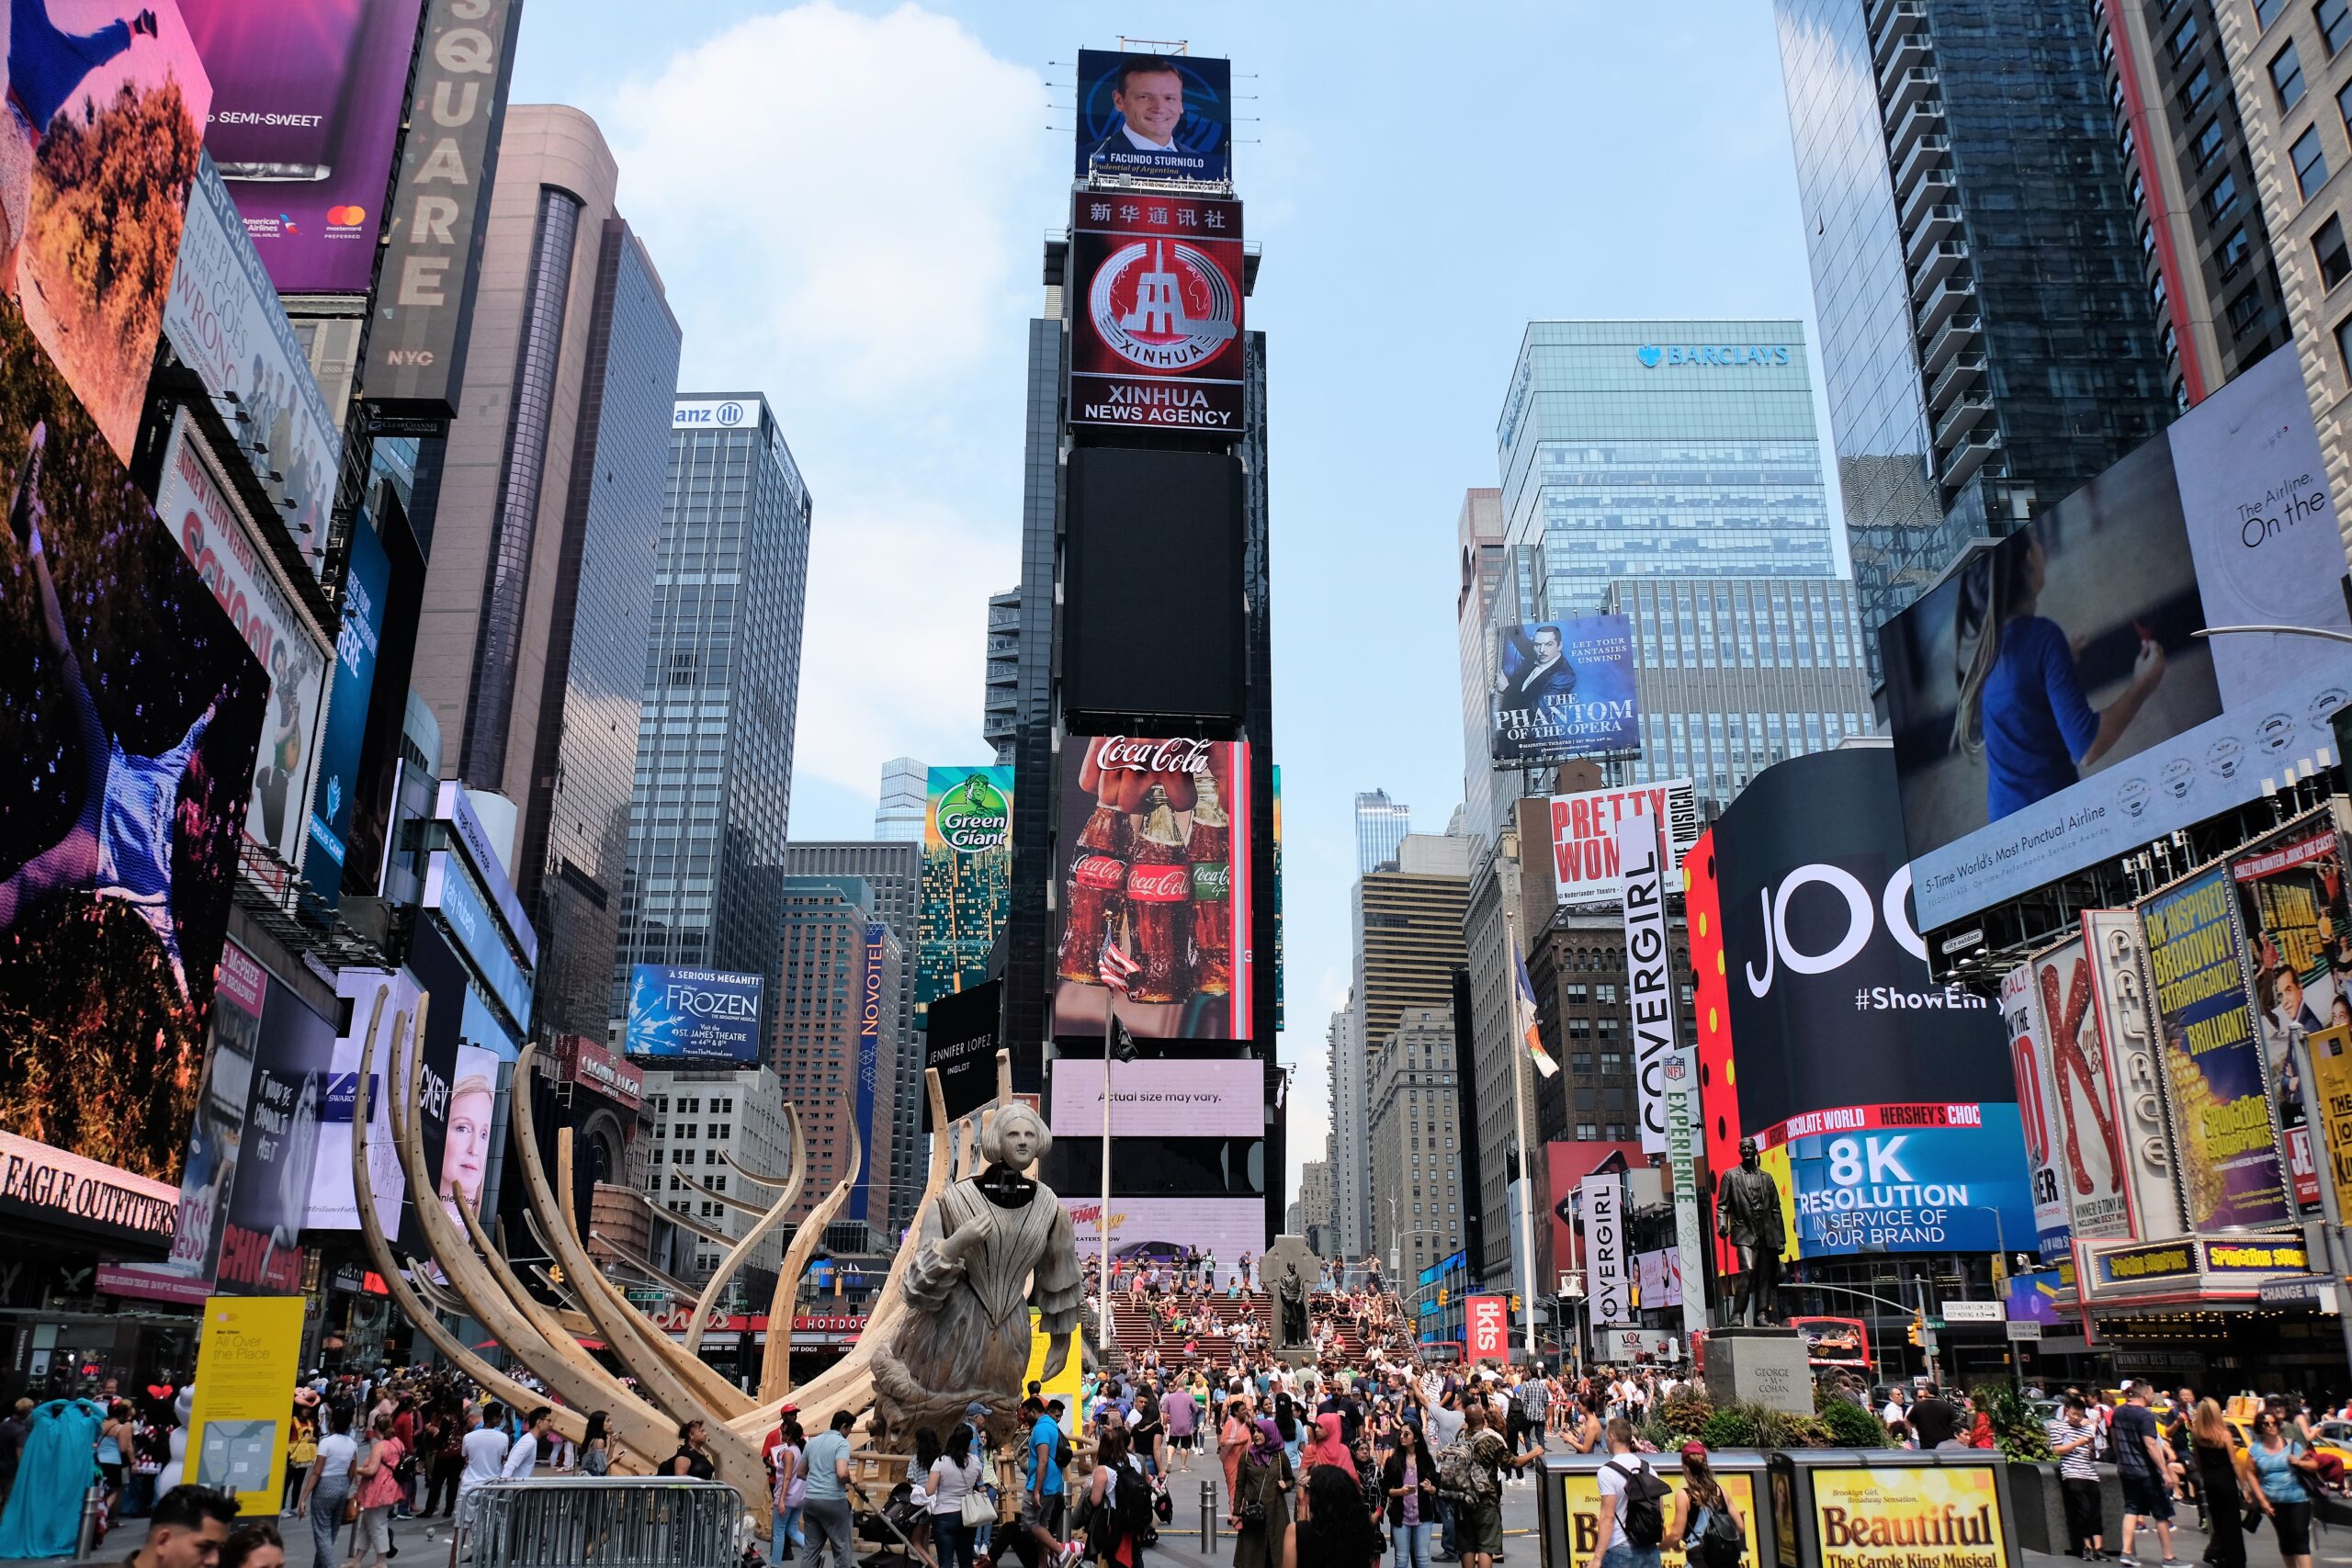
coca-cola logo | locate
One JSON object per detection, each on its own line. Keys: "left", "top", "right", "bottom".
{"left": 1096, "top": 737, "right": 1216, "bottom": 773}
{"left": 1192, "top": 863, "right": 1230, "bottom": 900}
{"left": 1075, "top": 854, "right": 1125, "bottom": 891}
{"left": 1128, "top": 864, "right": 1189, "bottom": 901}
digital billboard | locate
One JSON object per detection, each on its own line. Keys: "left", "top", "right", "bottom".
{"left": 2230, "top": 817, "right": 2346, "bottom": 1173}
{"left": 1769, "top": 1100, "right": 2034, "bottom": 1258}
{"left": 1075, "top": 51, "right": 1232, "bottom": 184}
{"left": 624, "top": 964, "right": 763, "bottom": 1063}
{"left": 1885, "top": 349, "right": 2352, "bottom": 929}
{"left": 1068, "top": 189, "right": 1243, "bottom": 438}
{"left": 1488, "top": 616, "right": 1639, "bottom": 765}
{"left": 1548, "top": 779, "right": 1701, "bottom": 908}
{"left": 2141, "top": 866, "right": 2292, "bottom": 1230}
{"left": 177, "top": 0, "right": 424, "bottom": 293}
{"left": 1048, "top": 1057, "right": 1263, "bottom": 1139}
{"left": 303, "top": 967, "right": 421, "bottom": 1239}
{"left": 160, "top": 157, "right": 344, "bottom": 559}
{"left": 1052, "top": 737, "right": 1252, "bottom": 1042}
{"left": 305, "top": 511, "right": 390, "bottom": 902}
{"left": 1061, "top": 1195, "right": 1264, "bottom": 1278}
{"left": 924, "top": 977, "right": 1001, "bottom": 1128}
{"left": 435, "top": 1041, "right": 496, "bottom": 1235}
{"left": 2002, "top": 963, "right": 2070, "bottom": 1259}
{"left": 917, "top": 766, "right": 1012, "bottom": 1018}
{"left": 0, "top": 0, "right": 209, "bottom": 457}
{"left": 214, "top": 979, "right": 332, "bottom": 1295}
{"left": 156, "top": 413, "right": 332, "bottom": 869}
{"left": 0, "top": 296, "right": 268, "bottom": 1189}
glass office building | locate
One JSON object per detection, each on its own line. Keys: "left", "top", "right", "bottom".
{"left": 1775, "top": 0, "right": 2175, "bottom": 674}
{"left": 614, "top": 394, "right": 812, "bottom": 1040}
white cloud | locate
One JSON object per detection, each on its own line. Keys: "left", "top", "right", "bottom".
{"left": 607, "top": 2, "right": 1045, "bottom": 401}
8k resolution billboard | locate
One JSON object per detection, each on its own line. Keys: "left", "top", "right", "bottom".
{"left": 1068, "top": 190, "right": 1244, "bottom": 438}
{"left": 624, "top": 964, "right": 763, "bottom": 1064}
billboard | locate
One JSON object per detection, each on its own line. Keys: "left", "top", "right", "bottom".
{"left": 1489, "top": 615, "right": 1639, "bottom": 765}
{"left": 854, "top": 922, "right": 885, "bottom": 1221}
{"left": 1583, "top": 1173, "right": 1630, "bottom": 1325}
{"left": 2028, "top": 936, "right": 2132, "bottom": 1240}
{"left": 1, "top": 0, "right": 209, "bottom": 457}
{"left": 1052, "top": 737, "right": 1252, "bottom": 1041}
{"left": 1886, "top": 349, "right": 2352, "bottom": 928}
{"left": 1635, "top": 1247, "right": 1682, "bottom": 1309}
{"left": 1048, "top": 1057, "right": 1263, "bottom": 1139}
{"left": 304, "top": 511, "right": 390, "bottom": 901}
{"left": 360, "top": 0, "right": 523, "bottom": 421}
{"left": 1075, "top": 51, "right": 1232, "bottom": 184}
{"left": 1067, "top": 189, "right": 1243, "bottom": 437}
{"left": 1549, "top": 779, "right": 1701, "bottom": 907}
{"left": 1789, "top": 1315, "right": 1871, "bottom": 1369}
{"left": 161, "top": 158, "right": 343, "bottom": 558}
{"left": 2082, "top": 909, "right": 2187, "bottom": 1238}
{"left": 1621, "top": 813, "right": 1686, "bottom": 1154}
{"left": 156, "top": 413, "right": 333, "bottom": 868}
{"left": 916, "top": 766, "right": 1012, "bottom": 1017}
{"left": 1768, "top": 1100, "right": 2034, "bottom": 1257}
{"left": 1553, "top": 1470, "right": 1757, "bottom": 1568}
{"left": 623, "top": 964, "right": 763, "bottom": 1063}
{"left": 1060, "top": 1195, "right": 1264, "bottom": 1273}
{"left": 1464, "top": 1294, "right": 1509, "bottom": 1360}
{"left": 434, "top": 1040, "right": 496, "bottom": 1234}
{"left": 1810, "top": 1466, "right": 2007, "bottom": 1568}
{"left": 2229, "top": 814, "right": 2346, "bottom": 1206}
{"left": 2000, "top": 963, "right": 2071, "bottom": 1259}
{"left": 2141, "top": 866, "right": 2292, "bottom": 1230}
{"left": 924, "top": 976, "right": 1001, "bottom": 1128}
{"left": 177, "top": 0, "right": 424, "bottom": 294}
{"left": 213, "top": 979, "right": 333, "bottom": 1295}
{"left": 302, "top": 966, "right": 418, "bottom": 1241}
{"left": 0, "top": 296, "right": 268, "bottom": 1190}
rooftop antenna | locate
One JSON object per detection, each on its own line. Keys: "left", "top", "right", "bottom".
{"left": 1116, "top": 37, "right": 1191, "bottom": 53}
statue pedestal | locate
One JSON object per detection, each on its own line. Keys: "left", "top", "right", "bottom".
{"left": 1702, "top": 1326, "right": 1811, "bottom": 1416}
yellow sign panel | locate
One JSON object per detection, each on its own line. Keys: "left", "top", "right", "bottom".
{"left": 1025, "top": 1308, "right": 1082, "bottom": 1433}
{"left": 1554, "top": 1469, "right": 1758, "bottom": 1568}
{"left": 2306, "top": 1025, "right": 2352, "bottom": 1221}
{"left": 1812, "top": 1464, "right": 2007, "bottom": 1568}
{"left": 186, "top": 1295, "right": 307, "bottom": 1518}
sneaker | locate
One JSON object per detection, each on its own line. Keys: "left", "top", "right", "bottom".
{"left": 2118, "top": 1556, "right": 2139, "bottom": 1566}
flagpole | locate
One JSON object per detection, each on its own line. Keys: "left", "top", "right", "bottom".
{"left": 1506, "top": 916, "right": 1539, "bottom": 1361}
{"left": 1101, "top": 976, "right": 1114, "bottom": 1361}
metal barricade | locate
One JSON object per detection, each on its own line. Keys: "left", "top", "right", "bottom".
{"left": 457, "top": 1477, "right": 746, "bottom": 1568}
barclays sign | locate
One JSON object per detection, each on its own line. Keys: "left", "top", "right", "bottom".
{"left": 1636, "top": 344, "right": 1792, "bottom": 368}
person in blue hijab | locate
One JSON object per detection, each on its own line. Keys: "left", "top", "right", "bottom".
{"left": 0, "top": 1397, "right": 102, "bottom": 1558}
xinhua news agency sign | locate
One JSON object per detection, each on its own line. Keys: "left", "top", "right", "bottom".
{"left": 1634, "top": 344, "right": 1792, "bottom": 368}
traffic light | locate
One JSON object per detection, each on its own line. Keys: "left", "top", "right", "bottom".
{"left": 1510, "top": 1294, "right": 1521, "bottom": 1314}
{"left": 1439, "top": 1289, "right": 1448, "bottom": 1308}
{"left": 1906, "top": 1315, "right": 1923, "bottom": 1348}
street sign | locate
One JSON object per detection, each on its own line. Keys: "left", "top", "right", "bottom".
{"left": 2006, "top": 1319, "right": 2042, "bottom": 1341}
{"left": 1941, "top": 1301, "right": 2004, "bottom": 1323}
{"left": 626, "top": 1288, "right": 668, "bottom": 1305}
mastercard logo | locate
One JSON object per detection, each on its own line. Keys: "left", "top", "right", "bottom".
{"left": 325, "top": 205, "right": 366, "bottom": 226}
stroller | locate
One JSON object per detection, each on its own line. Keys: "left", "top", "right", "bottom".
{"left": 854, "top": 1480, "right": 934, "bottom": 1562}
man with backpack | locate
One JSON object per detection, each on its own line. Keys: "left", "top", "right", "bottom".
{"left": 1446, "top": 1401, "right": 1543, "bottom": 1568}
{"left": 1594, "top": 1418, "right": 1671, "bottom": 1568}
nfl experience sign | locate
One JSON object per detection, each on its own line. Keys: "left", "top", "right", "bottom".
{"left": 1068, "top": 191, "right": 1244, "bottom": 438}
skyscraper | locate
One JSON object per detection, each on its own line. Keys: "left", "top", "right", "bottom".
{"left": 1353, "top": 789, "right": 1412, "bottom": 874}
{"left": 401, "top": 107, "right": 684, "bottom": 1038}
{"left": 874, "top": 758, "right": 926, "bottom": 842}
{"left": 984, "top": 590, "right": 1020, "bottom": 768}
{"left": 614, "top": 394, "right": 811, "bottom": 1037}
{"left": 1776, "top": 0, "right": 2177, "bottom": 660}
{"left": 774, "top": 876, "right": 900, "bottom": 1238}
{"left": 1457, "top": 489, "right": 1510, "bottom": 846}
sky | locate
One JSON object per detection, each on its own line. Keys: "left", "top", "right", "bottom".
{"left": 508, "top": 0, "right": 1839, "bottom": 1205}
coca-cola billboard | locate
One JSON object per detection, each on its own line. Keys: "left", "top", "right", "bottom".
{"left": 1053, "top": 737, "right": 1252, "bottom": 1041}
{"left": 1067, "top": 189, "right": 1244, "bottom": 439}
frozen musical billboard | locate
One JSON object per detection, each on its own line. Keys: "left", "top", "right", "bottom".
{"left": 1052, "top": 737, "right": 1251, "bottom": 1042}
{"left": 1068, "top": 190, "right": 1244, "bottom": 439}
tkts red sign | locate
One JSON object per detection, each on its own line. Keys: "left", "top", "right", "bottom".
{"left": 1069, "top": 191, "right": 1244, "bottom": 439}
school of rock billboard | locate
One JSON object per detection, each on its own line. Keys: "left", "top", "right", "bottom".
{"left": 1067, "top": 190, "right": 1244, "bottom": 439}
{"left": 1052, "top": 737, "right": 1251, "bottom": 1041}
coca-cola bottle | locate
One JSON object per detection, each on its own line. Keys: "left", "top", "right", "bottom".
{"left": 1057, "top": 787, "right": 1133, "bottom": 984}
{"left": 1125, "top": 785, "right": 1192, "bottom": 1004}
{"left": 1187, "top": 765, "right": 1232, "bottom": 997}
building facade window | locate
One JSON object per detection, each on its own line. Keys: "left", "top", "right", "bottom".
{"left": 2294, "top": 123, "right": 2330, "bottom": 196}
{"left": 2318, "top": 216, "right": 2352, "bottom": 288}
{"left": 2275, "top": 39, "right": 2310, "bottom": 109}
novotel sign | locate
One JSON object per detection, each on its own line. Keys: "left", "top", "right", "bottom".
{"left": 1635, "top": 344, "right": 1792, "bottom": 368}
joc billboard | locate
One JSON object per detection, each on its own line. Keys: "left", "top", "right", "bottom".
{"left": 1075, "top": 51, "right": 1232, "bottom": 184}
{"left": 1489, "top": 616, "right": 1639, "bottom": 765}
{"left": 1068, "top": 190, "right": 1244, "bottom": 438}
{"left": 1048, "top": 1057, "right": 1263, "bottom": 1140}
{"left": 917, "top": 766, "right": 1012, "bottom": 1018}
{"left": 1548, "top": 779, "right": 1701, "bottom": 908}
{"left": 1886, "top": 348, "right": 2352, "bottom": 929}
{"left": 178, "top": 0, "right": 424, "bottom": 294}
{"left": 1053, "top": 737, "right": 1251, "bottom": 1042}
{"left": 0, "top": 295, "right": 268, "bottom": 1193}
{"left": 624, "top": 964, "right": 763, "bottom": 1064}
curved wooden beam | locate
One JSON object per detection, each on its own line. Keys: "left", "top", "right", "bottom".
{"left": 505, "top": 1045, "right": 765, "bottom": 1490}
{"left": 453, "top": 1185, "right": 645, "bottom": 1416}
{"left": 388, "top": 1022, "right": 681, "bottom": 1465}
{"left": 758, "top": 1116, "right": 858, "bottom": 1404}
{"left": 548, "top": 1124, "right": 755, "bottom": 1420}
{"left": 719, "top": 1150, "right": 794, "bottom": 1189}
{"left": 345, "top": 993, "right": 587, "bottom": 1448}
{"left": 687, "top": 1104, "right": 807, "bottom": 1359}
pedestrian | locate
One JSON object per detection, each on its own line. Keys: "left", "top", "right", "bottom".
{"left": 1220, "top": 1394, "right": 1255, "bottom": 1511}
{"left": 1589, "top": 1417, "right": 1665, "bottom": 1568}
{"left": 1383, "top": 1417, "right": 1440, "bottom": 1568}
{"left": 924, "top": 1420, "right": 984, "bottom": 1568}
{"left": 342, "top": 1413, "right": 405, "bottom": 1568}
{"left": 798, "top": 1409, "right": 863, "bottom": 1568}
{"left": 98, "top": 1398, "right": 132, "bottom": 1519}
{"left": 663, "top": 1418, "right": 715, "bottom": 1481}
{"left": 424, "top": 1407, "right": 464, "bottom": 1517}
{"left": 1668, "top": 1442, "right": 1745, "bottom": 1565}
{"left": 1230, "top": 1418, "right": 1294, "bottom": 1568}
{"left": 2246, "top": 1407, "right": 2318, "bottom": 1568}
{"left": 295, "top": 1408, "right": 356, "bottom": 1568}
{"left": 2110, "top": 1382, "right": 2176, "bottom": 1567}
{"left": 1302, "top": 1412, "right": 1358, "bottom": 1482}
{"left": 768, "top": 1413, "right": 805, "bottom": 1564}
{"left": 1287, "top": 1461, "right": 1385, "bottom": 1568}
{"left": 453, "top": 1402, "right": 509, "bottom": 1550}
{"left": 2046, "top": 1393, "right": 2106, "bottom": 1561}
{"left": 2188, "top": 1400, "right": 2247, "bottom": 1568}
{"left": 125, "top": 1484, "right": 239, "bottom": 1568}
{"left": 282, "top": 1405, "right": 317, "bottom": 1517}
{"left": 0, "top": 1397, "right": 29, "bottom": 1512}
{"left": 222, "top": 1518, "right": 288, "bottom": 1568}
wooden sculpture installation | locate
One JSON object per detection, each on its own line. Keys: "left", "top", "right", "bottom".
{"left": 341, "top": 980, "right": 1051, "bottom": 1537}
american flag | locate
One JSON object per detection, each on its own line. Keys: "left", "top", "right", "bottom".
{"left": 1099, "top": 933, "right": 1140, "bottom": 992}
{"left": 1512, "top": 930, "right": 1559, "bottom": 1078}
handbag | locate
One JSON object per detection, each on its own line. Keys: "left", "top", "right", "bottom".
{"left": 960, "top": 1463, "right": 994, "bottom": 1527}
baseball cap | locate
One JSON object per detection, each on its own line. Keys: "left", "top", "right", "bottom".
{"left": 1679, "top": 1441, "right": 1708, "bottom": 1463}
